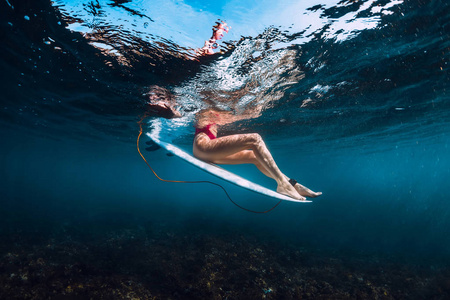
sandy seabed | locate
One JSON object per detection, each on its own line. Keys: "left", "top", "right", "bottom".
{"left": 1, "top": 218, "right": 449, "bottom": 300}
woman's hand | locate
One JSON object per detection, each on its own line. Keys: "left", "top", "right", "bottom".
{"left": 148, "top": 102, "right": 181, "bottom": 119}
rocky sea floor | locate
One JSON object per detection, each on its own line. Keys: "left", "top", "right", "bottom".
{"left": 1, "top": 215, "right": 450, "bottom": 300}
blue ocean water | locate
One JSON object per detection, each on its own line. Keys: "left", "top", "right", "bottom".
{"left": 1, "top": 0, "right": 450, "bottom": 298}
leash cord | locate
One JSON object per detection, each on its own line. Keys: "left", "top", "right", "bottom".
{"left": 137, "top": 118, "right": 282, "bottom": 214}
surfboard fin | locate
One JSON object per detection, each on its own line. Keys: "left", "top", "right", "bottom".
{"left": 145, "top": 141, "right": 161, "bottom": 152}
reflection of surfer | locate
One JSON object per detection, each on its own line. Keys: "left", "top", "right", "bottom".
{"left": 196, "top": 20, "right": 231, "bottom": 56}
{"left": 145, "top": 86, "right": 322, "bottom": 201}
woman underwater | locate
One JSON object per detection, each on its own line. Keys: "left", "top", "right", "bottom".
{"left": 146, "top": 85, "right": 322, "bottom": 201}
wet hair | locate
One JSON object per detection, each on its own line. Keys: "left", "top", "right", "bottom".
{"left": 143, "top": 85, "right": 181, "bottom": 118}
{"left": 143, "top": 85, "right": 175, "bottom": 104}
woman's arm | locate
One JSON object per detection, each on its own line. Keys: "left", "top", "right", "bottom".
{"left": 145, "top": 85, "right": 181, "bottom": 119}
{"left": 148, "top": 102, "right": 181, "bottom": 119}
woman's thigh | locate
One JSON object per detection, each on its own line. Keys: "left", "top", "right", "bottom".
{"left": 193, "top": 133, "right": 259, "bottom": 162}
{"left": 212, "top": 150, "right": 257, "bottom": 165}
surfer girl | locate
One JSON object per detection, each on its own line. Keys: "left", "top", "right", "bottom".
{"left": 145, "top": 22, "right": 321, "bottom": 200}
{"left": 196, "top": 20, "right": 231, "bottom": 56}
{"left": 145, "top": 86, "right": 322, "bottom": 201}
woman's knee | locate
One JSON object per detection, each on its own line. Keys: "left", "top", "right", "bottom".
{"left": 246, "top": 133, "right": 263, "bottom": 145}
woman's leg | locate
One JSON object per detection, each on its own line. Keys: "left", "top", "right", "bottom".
{"left": 212, "top": 149, "right": 274, "bottom": 178}
{"left": 193, "top": 133, "right": 305, "bottom": 200}
{"left": 213, "top": 149, "right": 322, "bottom": 198}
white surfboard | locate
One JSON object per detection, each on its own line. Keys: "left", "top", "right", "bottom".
{"left": 146, "top": 123, "right": 311, "bottom": 203}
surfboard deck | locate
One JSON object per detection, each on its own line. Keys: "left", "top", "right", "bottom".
{"left": 146, "top": 131, "right": 311, "bottom": 203}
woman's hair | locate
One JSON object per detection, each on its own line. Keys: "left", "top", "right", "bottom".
{"left": 144, "top": 85, "right": 181, "bottom": 118}
{"left": 144, "top": 85, "right": 175, "bottom": 104}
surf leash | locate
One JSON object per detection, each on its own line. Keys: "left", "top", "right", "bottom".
{"left": 137, "top": 117, "right": 282, "bottom": 214}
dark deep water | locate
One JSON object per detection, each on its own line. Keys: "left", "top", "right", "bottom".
{"left": 1, "top": 0, "right": 450, "bottom": 298}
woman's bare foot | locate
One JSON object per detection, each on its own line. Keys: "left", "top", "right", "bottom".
{"left": 277, "top": 180, "right": 306, "bottom": 201}
{"left": 293, "top": 183, "right": 322, "bottom": 198}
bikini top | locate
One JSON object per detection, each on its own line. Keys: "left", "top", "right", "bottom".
{"left": 194, "top": 124, "right": 216, "bottom": 140}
